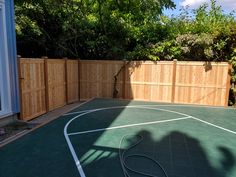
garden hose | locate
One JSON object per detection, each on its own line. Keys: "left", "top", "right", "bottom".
{"left": 119, "top": 135, "right": 169, "bottom": 177}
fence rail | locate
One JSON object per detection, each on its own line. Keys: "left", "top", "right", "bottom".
{"left": 18, "top": 58, "right": 231, "bottom": 121}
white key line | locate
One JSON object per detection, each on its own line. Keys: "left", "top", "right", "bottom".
{"left": 67, "top": 116, "right": 192, "bottom": 136}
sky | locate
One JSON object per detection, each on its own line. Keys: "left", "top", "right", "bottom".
{"left": 164, "top": 0, "right": 236, "bottom": 17}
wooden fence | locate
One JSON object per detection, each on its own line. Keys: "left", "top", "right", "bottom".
{"left": 18, "top": 58, "right": 231, "bottom": 121}
{"left": 18, "top": 59, "right": 47, "bottom": 120}
{"left": 80, "top": 60, "right": 124, "bottom": 99}
{"left": 80, "top": 60, "right": 231, "bottom": 107}
{"left": 124, "top": 61, "right": 175, "bottom": 102}
{"left": 18, "top": 58, "right": 79, "bottom": 121}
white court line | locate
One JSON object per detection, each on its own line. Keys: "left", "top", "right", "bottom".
{"left": 64, "top": 114, "right": 90, "bottom": 177}
{"left": 64, "top": 106, "right": 192, "bottom": 177}
{"left": 63, "top": 103, "right": 235, "bottom": 116}
{"left": 62, "top": 98, "right": 96, "bottom": 116}
{"left": 63, "top": 110, "right": 90, "bottom": 116}
{"left": 63, "top": 105, "right": 236, "bottom": 177}
{"left": 140, "top": 104, "right": 234, "bottom": 109}
{"left": 192, "top": 117, "right": 236, "bottom": 135}
{"left": 63, "top": 105, "right": 192, "bottom": 116}
{"left": 68, "top": 116, "right": 192, "bottom": 136}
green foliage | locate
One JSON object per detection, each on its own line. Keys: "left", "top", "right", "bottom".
{"left": 175, "top": 33, "right": 215, "bottom": 60}
{"left": 230, "top": 48, "right": 236, "bottom": 83}
{"left": 125, "top": 40, "right": 182, "bottom": 61}
{"left": 14, "top": 0, "right": 236, "bottom": 60}
{"left": 15, "top": 0, "right": 175, "bottom": 58}
{"left": 15, "top": 0, "right": 236, "bottom": 63}
{"left": 150, "top": 40, "right": 182, "bottom": 60}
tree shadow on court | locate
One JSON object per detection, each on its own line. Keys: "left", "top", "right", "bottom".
{"left": 81, "top": 130, "right": 235, "bottom": 177}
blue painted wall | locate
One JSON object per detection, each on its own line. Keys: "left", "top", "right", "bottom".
{"left": 5, "top": 0, "right": 20, "bottom": 113}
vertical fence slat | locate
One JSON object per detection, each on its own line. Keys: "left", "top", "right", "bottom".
{"left": 44, "top": 58, "right": 49, "bottom": 112}
{"left": 122, "top": 61, "right": 127, "bottom": 99}
{"left": 17, "top": 56, "right": 23, "bottom": 120}
{"left": 78, "top": 59, "right": 81, "bottom": 101}
{"left": 65, "top": 58, "right": 68, "bottom": 104}
{"left": 171, "top": 59, "right": 177, "bottom": 103}
{"left": 225, "top": 63, "right": 232, "bottom": 107}
{"left": 66, "top": 60, "right": 79, "bottom": 103}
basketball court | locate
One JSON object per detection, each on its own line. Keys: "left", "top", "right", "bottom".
{"left": 1, "top": 98, "right": 236, "bottom": 177}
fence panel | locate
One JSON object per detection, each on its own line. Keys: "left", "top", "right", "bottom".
{"left": 174, "top": 62, "right": 230, "bottom": 106}
{"left": 18, "top": 58, "right": 231, "bottom": 121}
{"left": 80, "top": 60, "right": 124, "bottom": 100}
{"left": 66, "top": 60, "right": 79, "bottom": 103}
{"left": 46, "top": 59, "right": 66, "bottom": 111}
{"left": 18, "top": 59, "right": 46, "bottom": 121}
{"left": 125, "top": 61, "right": 174, "bottom": 102}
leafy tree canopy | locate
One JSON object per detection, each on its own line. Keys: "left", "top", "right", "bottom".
{"left": 15, "top": 0, "right": 175, "bottom": 58}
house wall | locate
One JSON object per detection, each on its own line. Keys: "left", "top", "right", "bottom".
{"left": 5, "top": 0, "right": 19, "bottom": 113}
{"left": 0, "top": 0, "right": 19, "bottom": 121}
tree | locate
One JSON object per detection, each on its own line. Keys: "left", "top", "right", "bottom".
{"left": 15, "top": 0, "right": 175, "bottom": 58}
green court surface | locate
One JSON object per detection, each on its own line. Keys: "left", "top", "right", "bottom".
{"left": 1, "top": 98, "right": 236, "bottom": 177}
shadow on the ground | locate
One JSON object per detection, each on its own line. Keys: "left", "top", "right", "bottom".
{"left": 82, "top": 130, "right": 235, "bottom": 177}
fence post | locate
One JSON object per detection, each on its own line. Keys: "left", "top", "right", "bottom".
{"left": 171, "top": 59, "right": 177, "bottom": 103}
{"left": 224, "top": 63, "right": 232, "bottom": 107}
{"left": 63, "top": 57, "right": 68, "bottom": 104}
{"left": 42, "top": 56, "right": 49, "bottom": 112}
{"left": 17, "top": 55, "right": 23, "bottom": 120}
{"left": 78, "top": 59, "right": 81, "bottom": 101}
{"left": 122, "top": 60, "right": 127, "bottom": 99}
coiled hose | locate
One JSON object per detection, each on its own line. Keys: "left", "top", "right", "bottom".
{"left": 119, "top": 135, "right": 169, "bottom": 177}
